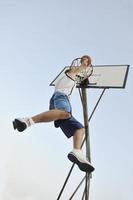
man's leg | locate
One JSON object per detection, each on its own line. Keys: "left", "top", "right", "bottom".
{"left": 32, "top": 109, "right": 71, "bottom": 123}
{"left": 13, "top": 109, "right": 71, "bottom": 132}
{"left": 56, "top": 115, "right": 94, "bottom": 172}
{"left": 68, "top": 128, "right": 95, "bottom": 173}
{"left": 73, "top": 128, "right": 85, "bottom": 149}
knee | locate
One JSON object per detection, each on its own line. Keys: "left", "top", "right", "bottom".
{"left": 82, "top": 128, "right": 85, "bottom": 134}
{"left": 74, "top": 128, "right": 85, "bottom": 135}
{"left": 60, "top": 111, "right": 71, "bottom": 119}
{"left": 79, "top": 128, "right": 85, "bottom": 135}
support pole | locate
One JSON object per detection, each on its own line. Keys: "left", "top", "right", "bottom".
{"left": 81, "top": 86, "right": 91, "bottom": 200}
{"left": 57, "top": 89, "right": 106, "bottom": 200}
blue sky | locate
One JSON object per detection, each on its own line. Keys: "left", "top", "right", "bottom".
{"left": 0, "top": 0, "right": 133, "bottom": 199}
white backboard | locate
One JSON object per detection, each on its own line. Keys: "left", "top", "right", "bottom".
{"left": 50, "top": 65, "right": 129, "bottom": 89}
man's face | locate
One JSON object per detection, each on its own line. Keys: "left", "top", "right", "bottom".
{"left": 81, "top": 57, "right": 91, "bottom": 67}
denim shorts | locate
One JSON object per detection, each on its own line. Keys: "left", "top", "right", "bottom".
{"left": 49, "top": 91, "right": 72, "bottom": 113}
{"left": 49, "top": 91, "right": 84, "bottom": 138}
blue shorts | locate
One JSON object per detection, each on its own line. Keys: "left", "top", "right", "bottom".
{"left": 49, "top": 91, "right": 84, "bottom": 138}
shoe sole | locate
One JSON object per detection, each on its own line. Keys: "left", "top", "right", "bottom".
{"left": 12, "top": 119, "right": 26, "bottom": 132}
{"left": 13, "top": 120, "right": 17, "bottom": 130}
{"left": 68, "top": 153, "right": 95, "bottom": 173}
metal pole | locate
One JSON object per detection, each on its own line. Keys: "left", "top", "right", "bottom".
{"left": 69, "top": 176, "right": 85, "bottom": 200}
{"left": 57, "top": 164, "right": 75, "bottom": 200}
{"left": 81, "top": 86, "right": 91, "bottom": 200}
{"left": 81, "top": 187, "right": 85, "bottom": 200}
{"left": 57, "top": 89, "right": 106, "bottom": 200}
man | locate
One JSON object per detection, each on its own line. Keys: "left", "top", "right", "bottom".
{"left": 13, "top": 55, "right": 95, "bottom": 173}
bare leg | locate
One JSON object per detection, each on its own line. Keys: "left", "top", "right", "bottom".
{"left": 73, "top": 128, "right": 85, "bottom": 149}
{"left": 32, "top": 109, "right": 71, "bottom": 123}
{"left": 68, "top": 128, "right": 95, "bottom": 173}
{"left": 13, "top": 109, "right": 71, "bottom": 132}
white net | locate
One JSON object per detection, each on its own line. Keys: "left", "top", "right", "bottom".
{"left": 76, "top": 65, "right": 93, "bottom": 84}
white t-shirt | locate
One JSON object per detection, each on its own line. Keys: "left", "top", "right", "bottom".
{"left": 54, "top": 73, "right": 76, "bottom": 98}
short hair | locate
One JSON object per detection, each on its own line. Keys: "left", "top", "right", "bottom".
{"left": 81, "top": 55, "right": 91, "bottom": 64}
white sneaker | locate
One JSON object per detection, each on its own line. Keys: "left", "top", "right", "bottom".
{"left": 68, "top": 149, "right": 95, "bottom": 173}
{"left": 13, "top": 118, "right": 31, "bottom": 132}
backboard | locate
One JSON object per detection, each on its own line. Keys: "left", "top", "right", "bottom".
{"left": 50, "top": 65, "right": 129, "bottom": 89}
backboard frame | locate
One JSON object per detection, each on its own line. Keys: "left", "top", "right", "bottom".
{"left": 50, "top": 64, "right": 130, "bottom": 89}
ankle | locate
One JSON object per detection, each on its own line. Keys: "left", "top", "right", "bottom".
{"left": 30, "top": 118, "right": 35, "bottom": 125}
{"left": 73, "top": 148, "right": 82, "bottom": 154}
{"left": 23, "top": 117, "right": 35, "bottom": 127}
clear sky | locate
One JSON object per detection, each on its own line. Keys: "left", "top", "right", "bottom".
{"left": 0, "top": 0, "right": 133, "bottom": 199}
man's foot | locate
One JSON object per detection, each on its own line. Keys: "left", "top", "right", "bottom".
{"left": 12, "top": 118, "right": 31, "bottom": 132}
{"left": 68, "top": 150, "right": 95, "bottom": 173}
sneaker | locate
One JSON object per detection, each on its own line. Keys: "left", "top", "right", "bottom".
{"left": 12, "top": 118, "right": 30, "bottom": 132}
{"left": 68, "top": 150, "right": 95, "bottom": 173}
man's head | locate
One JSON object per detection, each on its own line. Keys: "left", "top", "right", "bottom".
{"left": 81, "top": 55, "right": 92, "bottom": 67}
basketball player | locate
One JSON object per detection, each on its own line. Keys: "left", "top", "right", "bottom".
{"left": 13, "top": 55, "right": 95, "bottom": 173}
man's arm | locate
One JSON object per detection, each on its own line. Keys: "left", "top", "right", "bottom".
{"left": 68, "top": 57, "right": 91, "bottom": 79}
{"left": 68, "top": 65, "right": 85, "bottom": 76}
